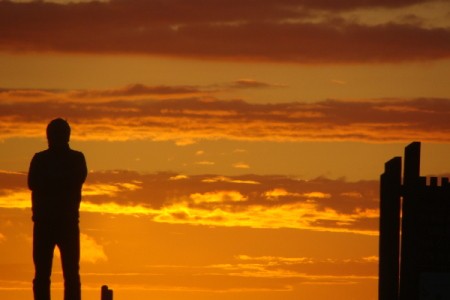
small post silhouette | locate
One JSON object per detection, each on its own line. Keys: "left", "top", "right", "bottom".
{"left": 101, "top": 285, "right": 113, "bottom": 300}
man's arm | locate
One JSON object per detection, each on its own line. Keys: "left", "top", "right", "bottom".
{"left": 80, "top": 152, "right": 87, "bottom": 185}
{"left": 27, "top": 154, "right": 40, "bottom": 191}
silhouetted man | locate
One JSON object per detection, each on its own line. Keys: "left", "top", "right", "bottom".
{"left": 28, "top": 118, "right": 87, "bottom": 300}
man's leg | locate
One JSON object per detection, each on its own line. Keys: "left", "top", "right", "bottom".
{"left": 58, "top": 222, "right": 81, "bottom": 300}
{"left": 33, "top": 222, "right": 55, "bottom": 300}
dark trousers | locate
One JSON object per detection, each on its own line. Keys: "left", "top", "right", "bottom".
{"left": 33, "top": 221, "right": 81, "bottom": 300}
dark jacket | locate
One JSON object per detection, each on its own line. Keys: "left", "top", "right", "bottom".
{"left": 28, "top": 145, "right": 87, "bottom": 223}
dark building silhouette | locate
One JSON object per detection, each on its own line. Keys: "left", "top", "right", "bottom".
{"left": 379, "top": 142, "right": 450, "bottom": 300}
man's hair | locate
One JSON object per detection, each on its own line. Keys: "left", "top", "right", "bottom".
{"left": 47, "top": 118, "right": 71, "bottom": 145}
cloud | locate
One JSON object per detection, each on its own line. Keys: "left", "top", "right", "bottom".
{"left": 130, "top": 253, "right": 378, "bottom": 286}
{"left": 83, "top": 181, "right": 142, "bottom": 197}
{"left": 169, "top": 174, "right": 189, "bottom": 181}
{"left": 79, "top": 252, "right": 377, "bottom": 292}
{"left": 0, "top": 170, "right": 27, "bottom": 191}
{"left": 53, "top": 233, "right": 107, "bottom": 263}
{"left": 231, "top": 254, "right": 378, "bottom": 279}
{"left": 0, "top": 190, "right": 31, "bottom": 210}
{"left": 331, "top": 79, "right": 347, "bottom": 85}
{"left": 80, "top": 233, "right": 108, "bottom": 263}
{"left": 232, "top": 162, "right": 250, "bottom": 169}
{"left": 202, "top": 176, "right": 260, "bottom": 185}
{"left": 150, "top": 200, "right": 378, "bottom": 235}
{"left": 264, "top": 189, "right": 331, "bottom": 201}
{"left": 1, "top": 90, "right": 450, "bottom": 143}
{"left": 70, "top": 84, "right": 206, "bottom": 100}
{"left": 0, "top": 84, "right": 208, "bottom": 103}
{"left": 0, "top": 171, "right": 380, "bottom": 235}
{"left": 229, "top": 79, "right": 285, "bottom": 89}
{"left": 0, "top": 0, "right": 448, "bottom": 63}
{"left": 190, "top": 191, "right": 248, "bottom": 204}
{"left": 194, "top": 161, "right": 215, "bottom": 166}
{"left": 0, "top": 169, "right": 381, "bottom": 296}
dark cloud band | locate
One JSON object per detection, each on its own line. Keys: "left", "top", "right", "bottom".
{"left": 0, "top": 0, "right": 448, "bottom": 63}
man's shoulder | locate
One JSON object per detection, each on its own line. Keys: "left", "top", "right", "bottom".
{"left": 33, "top": 148, "right": 85, "bottom": 159}
{"left": 67, "top": 149, "right": 86, "bottom": 166}
{"left": 68, "top": 149, "right": 85, "bottom": 158}
{"left": 33, "top": 149, "right": 50, "bottom": 158}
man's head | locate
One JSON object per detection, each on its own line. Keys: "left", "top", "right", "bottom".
{"left": 47, "top": 118, "right": 71, "bottom": 148}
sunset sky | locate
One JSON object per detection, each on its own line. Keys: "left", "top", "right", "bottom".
{"left": 0, "top": 0, "right": 450, "bottom": 299}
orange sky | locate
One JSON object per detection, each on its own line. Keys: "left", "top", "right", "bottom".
{"left": 0, "top": 0, "right": 450, "bottom": 299}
